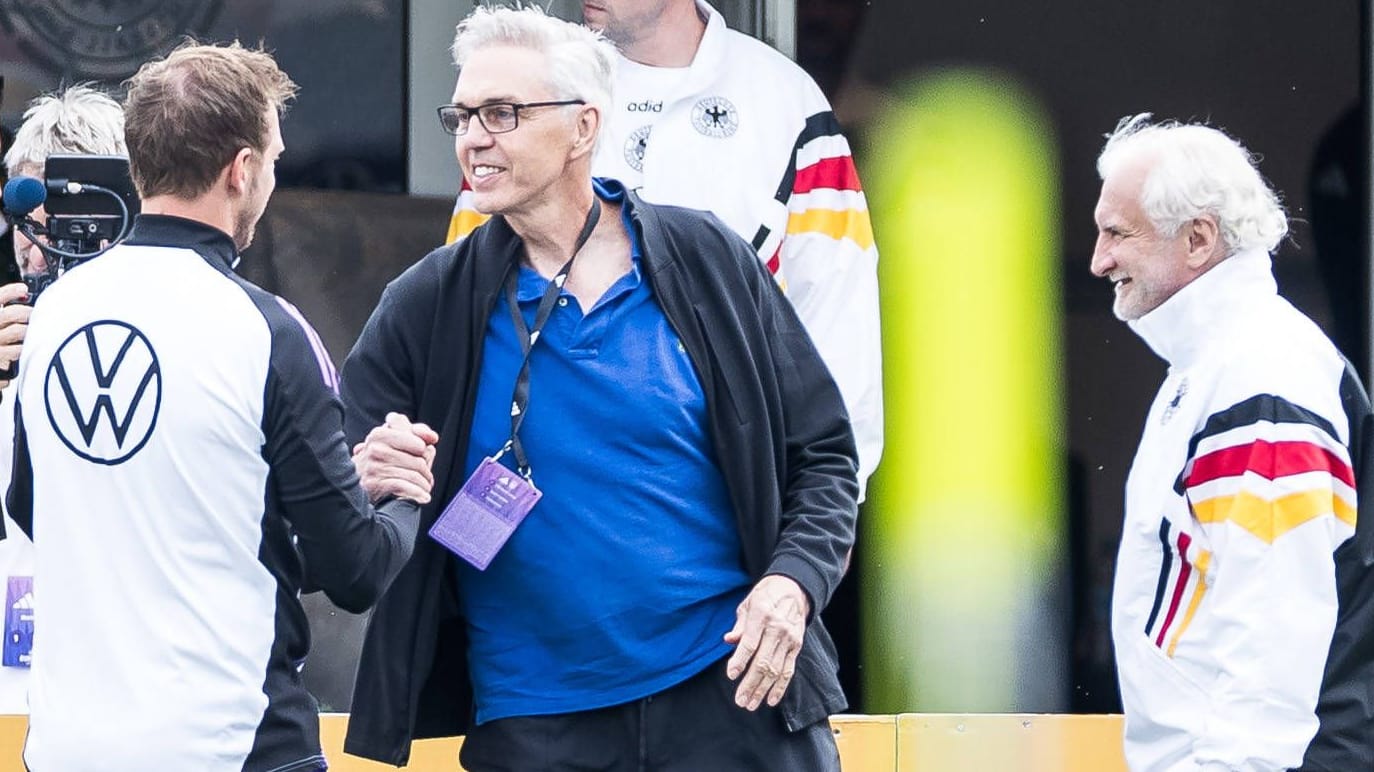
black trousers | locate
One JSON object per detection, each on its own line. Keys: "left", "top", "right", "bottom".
{"left": 458, "top": 658, "right": 841, "bottom": 771}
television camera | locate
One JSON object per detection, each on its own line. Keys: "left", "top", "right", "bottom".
{"left": 0, "top": 154, "right": 140, "bottom": 302}
{"left": 0, "top": 154, "right": 139, "bottom": 379}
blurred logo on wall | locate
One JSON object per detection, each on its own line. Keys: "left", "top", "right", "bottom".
{"left": 0, "top": 0, "right": 223, "bottom": 79}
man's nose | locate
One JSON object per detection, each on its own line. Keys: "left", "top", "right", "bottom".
{"left": 1089, "top": 243, "right": 1112, "bottom": 277}
{"left": 458, "top": 119, "right": 496, "bottom": 148}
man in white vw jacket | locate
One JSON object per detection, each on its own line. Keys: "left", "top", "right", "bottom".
{"left": 1092, "top": 114, "right": 1374, "bottom": 771}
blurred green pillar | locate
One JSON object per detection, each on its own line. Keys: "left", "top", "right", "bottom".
{"left": 861, "top": 70, "right": 1066, "bottom": 712}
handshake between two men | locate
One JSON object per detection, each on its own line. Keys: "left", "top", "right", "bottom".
{"left": 353, "top": 411, "right": 440, "bottom": 507}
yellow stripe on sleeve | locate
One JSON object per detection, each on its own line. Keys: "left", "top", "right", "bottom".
{"left": 785, "top": 208, "right": 875, "bottom": 251}
{"left": 1192, "top": 488, "right": 1356, "bottom": 544}
{"left": 1166, "top": 551, "right": 1210, "bottom": 658}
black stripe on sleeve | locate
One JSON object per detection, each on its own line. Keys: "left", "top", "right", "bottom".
{"left": 769, "top": 110, "right": 845, "bottom": 204}
{"left": 750, "top": 225, "right": 771, "bottom": 251}
{"left": 1172, "top": 393, "right": 1341, "bottom": 495}
{"left": 1143, "top": 517, "right": 1173, "bottom": 638}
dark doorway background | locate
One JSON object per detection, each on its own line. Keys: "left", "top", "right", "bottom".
{"left": 801, "top": 0, "right": 1364, "bottom": 713}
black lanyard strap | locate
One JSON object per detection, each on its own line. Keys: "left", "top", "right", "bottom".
{"left": 501, "top": 196, "right": 602, "bottom": 478}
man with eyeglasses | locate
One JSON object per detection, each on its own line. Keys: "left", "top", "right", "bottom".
{"left": 341, "top": 7, "right": 857, "bottom": 770}
{"left": 437, "top": 100, "right": 587, "bottom": 136}
{"left": 444, "top": 0, "right": 883, "bottom": 503}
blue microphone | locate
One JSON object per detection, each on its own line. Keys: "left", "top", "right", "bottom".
{"left": 2, "top": 176, "right": 46, "bottom": 219}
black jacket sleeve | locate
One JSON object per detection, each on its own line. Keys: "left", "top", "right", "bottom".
{"left": 751, "top": 248, "right": 860, "bottom": 618}
{"left": 261, "top": 300, "right": 420, "bottom": 613}
{"left": 5, "top": 398, "right": 28, "bottom": 540}
{"left": 340, "top": 262, "right": 441, "bottom": 447}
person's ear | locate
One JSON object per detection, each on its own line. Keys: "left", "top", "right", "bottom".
{"left": 225, "top": 147, "right": 255, "bottom": 196}
{"left": 570, "top": 105, "right": 600, "bottom": 160}
{"left": 1185, "top": 215, "right": 1221, "bottom": 269}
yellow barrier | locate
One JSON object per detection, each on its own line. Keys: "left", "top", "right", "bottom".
{"left": 895, "top": 715, "right": 1127, "bottom": 771}
{"left": 0, "top": 713, "right": 1126, "bottom": 770}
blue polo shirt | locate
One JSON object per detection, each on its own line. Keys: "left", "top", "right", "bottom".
{"left": 457, "top": 180, "right": 750, "bottom": 723}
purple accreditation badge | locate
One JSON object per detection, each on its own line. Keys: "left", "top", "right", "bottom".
{"left": 429, "top": 456, "right": 542, "bottom": 570}
{"left": 3, "top": 576, "right": 33, "bottom": 668}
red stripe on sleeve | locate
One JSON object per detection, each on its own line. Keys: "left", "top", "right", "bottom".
{"left": 765, "top": 244, "right": 781, "bottom": 274}
{"left": 1186, "top": 440, "right": 1355, "bottom": 489}
{"left": 793, "top": 156, "right": 863, "bottom": 195}
{"left": 1154, "top": 532, "right": 1193, "bottom": 648}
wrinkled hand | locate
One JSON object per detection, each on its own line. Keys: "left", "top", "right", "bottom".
{"left": 352, "top": 412, "right": 439, "bottom": 505}
{"left": 0, "top": 282, "right": 31, "bottom": 389}
{"left": 724, "top": 574, "right": 810, "bottom": 711}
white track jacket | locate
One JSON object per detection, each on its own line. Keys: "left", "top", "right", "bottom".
{"left": 1114, "top": 249, "right": 1365, "bottom": 771}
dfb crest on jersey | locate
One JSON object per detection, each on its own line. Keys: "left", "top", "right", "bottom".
{"left": 624, "top": 125, "right": 652, "bottom": 172}
{"left": 1160, "top": 377, "right": 1188, "bottom": 425}
{"left": 44, "top": 320, "right": 162, "bottom": 465}
{"left": 691, "top": 96, "right": 739, "bottom": 138}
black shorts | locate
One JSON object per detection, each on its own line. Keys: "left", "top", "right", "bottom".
{"left": 458, "top": 657, "right": 841, "bottom": 771}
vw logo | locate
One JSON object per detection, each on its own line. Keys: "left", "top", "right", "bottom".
{"left": 44, "top": 320, "right": 162, "bottom": 465}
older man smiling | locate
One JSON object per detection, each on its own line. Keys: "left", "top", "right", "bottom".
{"left": 1092, "top": 114, "right": 1374, "bottom": 772}
{"left": 341, "top": 7, "right": 859, "bottom": 770}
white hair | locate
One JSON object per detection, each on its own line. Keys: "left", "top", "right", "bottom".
{"left": 450, "top": 5, "right": 616, "bottom": 129}
{"left": 1096, "top": 113, "right": 1288, "bottom": 256}
{"left": 5, "top": 84, "right": 127, "bottom": 179}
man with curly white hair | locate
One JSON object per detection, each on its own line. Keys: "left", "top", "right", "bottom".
{"left": 1093, "top": 114, "right": 1374, "bottom": 771}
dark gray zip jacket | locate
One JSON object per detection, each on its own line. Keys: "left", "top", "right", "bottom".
{"left": 339, "top": 185, "right": 859, "bottom": 766}
{"left": 1301, "top": 363, "right": 1374, "bottom": 770}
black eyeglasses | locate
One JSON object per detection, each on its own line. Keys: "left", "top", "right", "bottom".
{"left": 437, "top": 100, "right": 586, "bottom": 136}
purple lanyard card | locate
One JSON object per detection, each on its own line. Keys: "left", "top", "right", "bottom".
{"left": 429, "top": 456, "right": 542, "bottom": 570}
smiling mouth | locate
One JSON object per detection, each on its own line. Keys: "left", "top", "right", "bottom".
{"left": 470, "top": 164, "right": 504, "bottom": 180}
{"left": 1113, "top": 278, "right": 1131, "bottom": 292}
